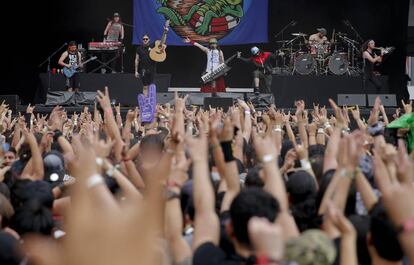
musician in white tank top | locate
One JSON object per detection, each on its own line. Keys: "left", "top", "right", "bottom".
{"left": 183, "top": 37, "right": 226, "bottom": 93}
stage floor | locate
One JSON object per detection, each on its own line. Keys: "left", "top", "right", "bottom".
{"left": 38, "top": 73, "right": 391, "bottom": 108}
{"left": 270, "top": 75, "right": 389, "bottom": 108}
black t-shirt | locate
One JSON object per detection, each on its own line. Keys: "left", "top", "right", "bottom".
{"left": 136, "top": 44, "right": 156, "bottom": 71}
{"left": 193, "top": 242, "right": 255, "bottom": 265}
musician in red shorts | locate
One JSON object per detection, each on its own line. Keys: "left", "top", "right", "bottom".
{"left": 184, "top": 37, "right": 226, "bottom": 95}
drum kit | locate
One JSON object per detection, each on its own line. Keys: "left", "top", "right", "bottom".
{"left": 273, "top": 31, "right": 362, "bottom": 76}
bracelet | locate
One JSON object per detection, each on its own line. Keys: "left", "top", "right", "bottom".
{"left": 339, "top": 168, "right": 355, "bottom": 180}
{"left": 397, "top": 218, "right": 414, "bottom": 235}
{"left": 86, "top": 174, "right": 105, "bottom": 189}
{"left": 220, "top": 141, "right": 234, "bottom": 162}
{"left": 106, "top": 166, "right": 117, "bottom": 177}
{"left": 95, "top": 157, "right": 104, "bottom": 167}
{"left": 105, "top": 108, "right": 113, "bottom": 115}
{"left": 273, "top": 128, "right": 282, "bottom": 132}
{"left": 53, "top": 130, "right": 63, "bottom": 142}
{"left": 300, "top": 159, "right": 312, "bottom": 170}
{"left": 165, "top": 148, "right": 175, "bottom": 155}
{"left": 210, "top": 143, "right": 220, "bottom": 150}
{"left": 167, "top": 180, "right": 182, "bottom": 189}
{"left": 256, "top": 255, "right": 281, "bottom": 265}
{"left": 261, "top": 154, "right": 276, "bottom": 164}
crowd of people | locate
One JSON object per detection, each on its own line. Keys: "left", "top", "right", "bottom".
{"left": 0, "top": 87, "right": 414, "bottom": 265}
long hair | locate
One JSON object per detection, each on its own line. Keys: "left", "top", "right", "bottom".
{"left": 361, "top": 39, "right": 374, "bottom": 53}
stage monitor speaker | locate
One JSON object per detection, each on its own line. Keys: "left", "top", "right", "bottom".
{"left": 337, "top": 94, "right": 366, "bottom": 106}
{"left": 367, "top": 94, "right": 397, "bottom": 107}
{"left": 45, "top": 92, "right": 76, "bottom": 106}
{"left": 247, "top": 94, "right": 274, "bottom": 109}
{"left": 204, "top": 97, "right": 234, "bottom": 112}
{"left": 75, "top": 92, "right": 97, "bottom": 105}
{"left": 157, "top": 93, "right": 175, "bottom": 105}
{"left": 0, "top": 95, "right": 19, "bottom": 113}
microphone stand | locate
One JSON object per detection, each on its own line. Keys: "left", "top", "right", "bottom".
{"left": 38, "top": 43, "right": 67, "bottom": 91}
{"left": 274, "top": 20, "right": 296, "bottom": 43}
{"left": 344, "top": 20, "right": 364, "bottom": 43}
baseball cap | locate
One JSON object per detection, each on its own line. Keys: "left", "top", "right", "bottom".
{"left": 251, "top": 46, "right": 260, "bottom": 55}
{"left": 114, "top": 12, "right": 120, "bottom": 17}
{"left": 317, "top": 28, "right": 327, "bottom": 36}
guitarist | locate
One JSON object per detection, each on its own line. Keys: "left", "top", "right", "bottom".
{"left": 58, "top": 41, "right": 83, "bottom": 92}
{"left": 135, "top": 34, "right": 157, "bottom": 95}
{"left": 184, "top": 37, "right": 225, "bottom": 94}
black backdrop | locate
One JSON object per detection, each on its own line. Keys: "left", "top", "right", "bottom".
{"left": 4, "top": 0, "right": 410, "bottom": 103}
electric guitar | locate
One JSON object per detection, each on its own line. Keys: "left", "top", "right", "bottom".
{"left": 63, "top": 56, "right": 97, "bottom": 78}
{"left": 149, "top": 20, "right": 170, "bottom": 62}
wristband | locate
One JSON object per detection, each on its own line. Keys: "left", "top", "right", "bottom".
{"left": 105, "top": 108, "right": 113, "bottom": 115}
{"left": 261, "top": 154, "right": 276, "bottom": 164}
{"left": 106, "top": 166, "right": 116, "bottom": 177}
{"left": 339, "top": 168, "right": 355, "bottom": 180}
{"left": 95, "top": 157, "right": 104, "bottom": 167}
{"left": 168, "top": 180, "right": 182, "bottom": 189}
{"left": 86, "top": 174, "right": 104, "bottom": 189}
{"left": 190, "top": 40, "right": 196, "bottom": 45}
{"left": 220, "top": 141, "right": 234, "bottom": 162}
{"left": 244, "top": 110, "right": 251, "bottom": 115}
{"left": 300, "top": 159, "right": 312, "bottom": 170}
{"left": 256, "top": 255, "right": 281, "bottom": 265}
{"left": 324, "top": 122, "right": 331, "bottom": 129}
{"left": 397, "top": 218, "right": 414, "bottom": 235}
{"left": 317, "top": 128, "right": 325, "bottom": 134}
{"left": 53, "top": 130, "right": 63, "bottom": 142}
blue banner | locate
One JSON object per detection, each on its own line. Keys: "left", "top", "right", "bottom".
{"left": 133, "top": 0, "right": 268, "bottom": 46}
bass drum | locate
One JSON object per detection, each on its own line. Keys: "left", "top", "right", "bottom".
{"left": 294, "top": 53, "right": 316, "bottom": 75}
{"left": 328, "top": 53, "right": 349, "bottom": 75}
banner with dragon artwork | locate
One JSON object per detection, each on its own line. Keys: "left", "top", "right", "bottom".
{"left": 133, "top": 0, "right": 268, "bottom": 46}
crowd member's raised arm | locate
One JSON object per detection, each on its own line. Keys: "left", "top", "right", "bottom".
{"left": 376, "top": 141, "right": 414, "bottom": 265}
{"left": 21, "top": 129, "right": 44, "bottom": 180}
{"left": 165, "top": 151, "right": 192, "bottom": 265}
{"left": 209, "top": 113, "right": 227, "bottom": 182}
{"left": 238, "top": 99, "right": 252, "bottom": 142}
{"left": 96, "top": 86, "right": 124, "bottom": 162}
{"left": 187, "top": 123, "right": 220, "bottom": 250}
{"left": 295, "top": 100, "right": 309, "bottom": 149}
{"left": 122, "top": 109, "right": 136, "bottom": 148}
{"left": 350, "top": 105, "right": 366, "bottom": 130}
{"left": 326, "top": 202, "right": 358, "bottom": 265}
{"left": 219, "top": 117, "right": 241, "bottom": 213}
{"left": 253, "top": 132, "right": 299, "bottom": 239}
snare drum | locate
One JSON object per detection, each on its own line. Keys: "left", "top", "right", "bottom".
{"left": 310, "top": 44, "right": 330, "bottom": 56}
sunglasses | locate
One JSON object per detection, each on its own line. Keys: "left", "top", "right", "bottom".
{"left": 143, "top": 38, "right": 149, "bottom": 40}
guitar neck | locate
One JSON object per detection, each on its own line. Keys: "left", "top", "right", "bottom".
{"left": 159, "top": 20, "right": 170, "bottom": 46}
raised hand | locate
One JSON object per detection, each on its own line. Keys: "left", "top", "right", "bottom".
{"left": 401, "top": 99, "right": 413, "bottom": 114}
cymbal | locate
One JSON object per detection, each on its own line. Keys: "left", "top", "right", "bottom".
{"left": 291, "top": 32, "right": 308, "bottom": 37}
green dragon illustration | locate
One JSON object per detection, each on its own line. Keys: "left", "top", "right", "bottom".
{"left": 156, "top": 0, "right": 243, "bottom": 35}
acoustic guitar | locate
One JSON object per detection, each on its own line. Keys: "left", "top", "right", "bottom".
{"left": 149, "top": 20, "right": 170, "bottom": 62}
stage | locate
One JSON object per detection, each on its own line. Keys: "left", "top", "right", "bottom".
{"left": 38, "top": 73, "right": 390, "bottom": 108}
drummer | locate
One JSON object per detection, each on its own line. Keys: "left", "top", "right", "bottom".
{"left": 309, "top": 28, "right": 328, "bottom": 45}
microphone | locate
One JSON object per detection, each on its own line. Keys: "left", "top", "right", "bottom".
{"left": 291, "top": 20, "right": 297, "bottom": 26}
